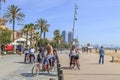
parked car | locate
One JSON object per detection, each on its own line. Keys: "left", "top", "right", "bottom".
{"left": 5, "top": 44, "right": 13, "bottom": 51}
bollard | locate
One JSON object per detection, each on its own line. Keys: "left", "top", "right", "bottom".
{"left": 57, "top": 63, "right": 61, "bottom": 76}
{"left": 57, "top": 63, "right": 61, "bottom": 68}
{"left": 58, "top": 67, "right": 61, "bottom": 76}
{"left": 58, "top": 69, "right": 64, "bottom": 80}
{"left": 57, "top": 57, "right": 59, "bottom": 63}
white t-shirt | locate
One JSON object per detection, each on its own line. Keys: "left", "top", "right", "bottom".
{"left": 30, "top": 48, "right": 35, "bottom": 54}
{"left": 72, "top": 50, "right": 77, "bottom": 56}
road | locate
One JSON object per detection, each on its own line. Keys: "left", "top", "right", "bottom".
{"left": 0, "top": 54, "right": 58, "bottom": 80}
{"left": 59, "top": 50, "right": 120, "bottom": 80}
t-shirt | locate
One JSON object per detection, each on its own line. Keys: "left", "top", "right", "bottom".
{"left": 72, "top": 50, "right": 77, "bottom": 56}
{"left": 30, "top": 48, "right": 35, "bottom": 54}
{"left": 99, "top": 48, "right": 104, "bottom": 56}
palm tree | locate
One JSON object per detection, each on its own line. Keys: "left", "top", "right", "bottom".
{"left": 33, "top": 32, "right": 40, "bottom": 50}
{"left": 54, "top": 29, "right": 62, "bottom": 49}
{"left": 36, "top": 18, "right": 48, "bottom": 39}
{"left": 22, "top": 24, "right": 31, "bottom": 46}
{"left": 43, "top": 23, "right": 49, "bottom": 39}
{"left": 3, "top": 4, "right": 25, "bottom": 42}
{"left": 28, "top": 23, "right": 34, "bottom": 47}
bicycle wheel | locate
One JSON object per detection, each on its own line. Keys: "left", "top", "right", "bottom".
{"left": 43, "top": 64, "right": 50, "bottom": 74}
{"left": 32, "top": 64, "right": 40, "bottom": 76}
{"left": 31, "top": 54, "right": 35, "bottom": 64}
{"left": 26, "top": 54, "right": 30, "bottom": 63}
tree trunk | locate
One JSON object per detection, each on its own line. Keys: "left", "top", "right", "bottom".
{"left": 40, "top": 29, "right": 42, "bottom": 39}
{"left": 43, "top": 32, "right": 45, "bottom": 39}
{"left": 13, "top": 19, "right": 15, "bottom": 42}
{"left": 30, "top": 32, "right": 32, "bottom": 47}
{"left": 26, "top": 32, "right": 28, "bottom": 46}
{"left": 0, "top": 44, "right": 1, "bottom": 55}
{"left": 36, "top": 39, "right": 38, "bottom": 52}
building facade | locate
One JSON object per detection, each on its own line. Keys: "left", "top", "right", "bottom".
{"left": 68, "top": 32, "right": 72, "bottom": 44}
{"left": 62, "top": 30, "right": 66, "bottom": 43}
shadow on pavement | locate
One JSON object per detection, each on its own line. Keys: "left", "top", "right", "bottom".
{"left": 39, "top": 72, "right": 57, "bottom": 76}
{"left": 14, "top": 62, "right": 26, "bottom": 64}
{"left": 21, "top": 73, "right": 33, "bottom": 77}
{"left": 61, "top": 67, "right": 71, "bottom": 70}
{"left": 14, "top": 62, "right": 34, "bottom": 64}
{"left": 21, "top": 72, "right": 57, "bottom": 77}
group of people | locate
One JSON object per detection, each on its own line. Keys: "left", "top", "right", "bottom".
{"left": 24, "top": 45, "right": 35, "bottom": 63}
{"left": 37, "top": 42, "right": 58, "bottom": 70}
{"left": 24, "top": 42, "right": 58, "bottom": 70}
{"left": 23, "top": 41, "right": 105, "bottom": 72}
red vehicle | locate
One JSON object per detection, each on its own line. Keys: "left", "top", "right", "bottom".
{"left": 5, "top": 44, "right": 13, "bottom": 51}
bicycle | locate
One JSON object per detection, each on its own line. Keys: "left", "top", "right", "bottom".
{"left": 32, "top": 58, "right": 56, "bottom": 76}
{"left": 72, "top": 58, "right": 80, "bottom": 70}
{"left": 70, "top": 56, "right": 80, "bottom": 70}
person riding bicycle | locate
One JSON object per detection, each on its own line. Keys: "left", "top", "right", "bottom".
{"left": 43, "top": 42, "right": 54, "bottom": 69}
{"left": 69, "top": 45, "right": 79, "bottom": 68}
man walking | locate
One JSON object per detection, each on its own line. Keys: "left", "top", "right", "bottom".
{"left": 99, "top": 46, "right": 104, "bottom": 64}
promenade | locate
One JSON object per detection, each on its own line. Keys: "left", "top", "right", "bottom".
{"left": 0, "top": 54, "right": 58, "bottom": 80}
{"left": 59, "top": 51, "right": 120, "bottom": 80}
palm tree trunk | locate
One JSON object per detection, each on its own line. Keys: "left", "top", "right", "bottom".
{"left": 36, "top": 39, "right": 38, "bottom": 52}
{"left": 26, "top": 32, "right": 28, "bottom": 46}
{"left": 43, "top": 32, "right": 45, "bottom": 39}
{"left": 0, "top": 44, "right": 1, "bottom": 56}
{"left": 13, "top": 19, "right": 15, "bottom": 42}
{"left": 40, "top": 30, "right": 42, "bottom": 39}
{"left": 30, "top": 32, "right": 32, "bottom": 47}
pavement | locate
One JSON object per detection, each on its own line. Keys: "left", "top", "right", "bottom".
{"left": 0, "top": 53, "right": 58, "bottom": 80}
{"left": 0, "top": 55, "right": 3, "bottom": 58}
{"left": 59, "top": 50, "right": 120, "bottom": 80}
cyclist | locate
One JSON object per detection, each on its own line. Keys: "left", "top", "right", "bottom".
{"left": 69, "top": 45, "right": 79, "bottom": 68}
{"left": 43, "top": 42, "right": 54, "bottom": 70}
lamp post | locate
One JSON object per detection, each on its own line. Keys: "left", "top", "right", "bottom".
{"left": 72, "top": 4, "right": 78, "bottom": 45}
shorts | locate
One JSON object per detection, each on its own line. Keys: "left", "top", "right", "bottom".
{"left": 73, "top": 55, "right": 79, "bottom": 60}
{"left": 37, "top": 59, "right": 42, "bottom": 62}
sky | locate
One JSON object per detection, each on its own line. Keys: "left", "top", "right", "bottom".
{"left": 1, "top": 0, "right": 120, "bottom": 46}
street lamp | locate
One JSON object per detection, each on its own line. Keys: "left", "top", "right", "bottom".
{"left": 72, "top": 4, "right": 78, "bottom": 45}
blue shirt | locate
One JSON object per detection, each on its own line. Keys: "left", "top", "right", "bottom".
{"left": 99, "top": 48, "right": 104, "bottom": 56}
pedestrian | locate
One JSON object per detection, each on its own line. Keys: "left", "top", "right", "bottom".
{"left": 30, "top": 47, "right": 35, "bottom": 63}
{"left": 23, "top": 45, "right": 30, "bottom": 63}
{"left": 39, "top": 45, "right": 44, "bottom": 58}
{"left": 99, "top": 46, "right": 104, "bottom": 64}
{"left": 115, "top": 48, "right": 117, "bottom": 53}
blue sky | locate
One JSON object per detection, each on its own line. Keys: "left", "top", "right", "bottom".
{"left": 1, "top": 0, "right": 120, "bottom": 46}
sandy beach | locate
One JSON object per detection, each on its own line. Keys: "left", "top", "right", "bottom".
{"left": 59, "top": 51, "right": 120, "bottom": 80}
